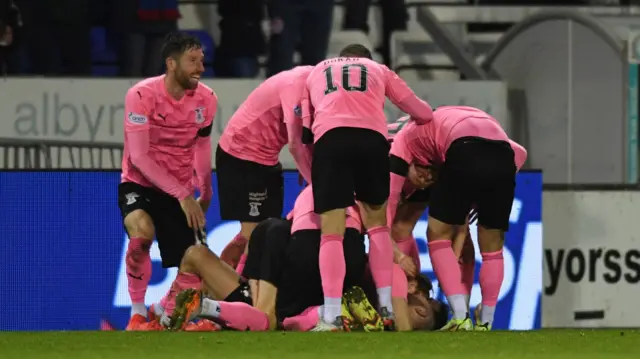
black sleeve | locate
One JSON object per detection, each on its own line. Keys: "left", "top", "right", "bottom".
{"left": 301, "top": 127, "right": 314, "bottom": 144}
{"left": 389, "top": 154, "right": 409, "bottom": 176}
{"left": 197, "top": 123, "right": 213, "bottom": 137}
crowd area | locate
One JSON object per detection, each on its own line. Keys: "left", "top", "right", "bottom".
{"left": 0, "top": 0, "right": 624, "bottom": 77}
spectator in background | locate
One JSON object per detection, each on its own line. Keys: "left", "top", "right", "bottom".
{"left": 27, "top": 0, "right": 91, "bottom": 75}
{"left": 343, "top": 0, "right": 408, "bottom": 67}
{"left": 267, "top": 0, "right": 333, "bottom": 77}
{"left": 113, "top": 0, "right": 179, "bottom": 77}
{"left": 0, "top": 0, "right": 22, "bottom": 75}
{"left": 214, "top": 0, "right": 266, "bottom": 78}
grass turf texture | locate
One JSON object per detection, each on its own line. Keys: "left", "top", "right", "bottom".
{"left": 0, "top": 330, "right": 636, "bottom": 359}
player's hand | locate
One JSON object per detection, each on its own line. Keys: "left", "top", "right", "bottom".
{"left": 197, "top": 197, "right": 211, "bottom": 214}
{"left": 180, "top": 196, "right": 205, "bottom": 230}
{"left": 399, "top": 255, "right": 418, "bottom": 277}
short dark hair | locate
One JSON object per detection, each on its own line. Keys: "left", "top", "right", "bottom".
{"left": 432, "top": 300, "right": 450, "bottom": 330}
{"left": 415, "top": 274, "right": 433, "bottom": 295}
{"left": 161, "top": 32, "right": 202, "bottom": 60}
{"left": 339, "top": 44, "right": 373, "bottom": 59}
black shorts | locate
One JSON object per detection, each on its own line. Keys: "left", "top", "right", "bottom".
{"left": 223, "top": 280, "right": 253, "bottom": 306}
{"left": 117, "top": 182, "right": 205, "bottom": 268}
{"left": 215, "top": 145, "right": 284, "bottom": 222}
{"left": 275, "top": 228, "right": 367, "bottom": 321}
{"left": 428, "top": 136, "right": 516, "bottom": 231}
{"left": 312, "top": 127, "right": 390, "bottom": 214}
{"left": 243, "top": 218, "right": 292, "bottom": 285}
{"left": 406, "top": 188, "right": 431, "bottom": 203}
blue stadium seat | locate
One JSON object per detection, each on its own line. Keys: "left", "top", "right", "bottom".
{"left": 181, "top": 30, "right": 215, "bottom": 77}
{"left": 91, "top": 27, "right": 118, "bottom": 64}
{"left": 91, "top": 27, "right": 118, "bottom": 77}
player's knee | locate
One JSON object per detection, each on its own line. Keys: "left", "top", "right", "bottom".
{"left": 391, "top": 221, "right": 414, "bottom": 240}
{"left": 476, "top": 226, "right": 504, "bottom": 252}
{"left": 426, "top": 217, "right": 455, "bottom": 240}
{"left": 320, "top": 209, "right": 347, "bottom": 235}
{"left": 240, "top": 221, "right": 259, "bottom": 240}
{"left": 124, "top": 209, "right": 155, "bottom": 240}
{"left": 360, "top": 201, "right": 387, "bottom": 228}
{"left": 180, "top": 244, "right": 209, "bottom": 271}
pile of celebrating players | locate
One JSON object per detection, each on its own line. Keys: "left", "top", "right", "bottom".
{"left": 117, "top": 32, "right": 527, "bottom": 333}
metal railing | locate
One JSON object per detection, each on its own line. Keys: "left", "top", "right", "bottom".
{"left": 0, "top": 138, "right": 123, "bottom": 169}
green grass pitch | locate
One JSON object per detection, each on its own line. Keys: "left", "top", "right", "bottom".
{"left": 0, "top": 330, "right": 637, "bottom": 359}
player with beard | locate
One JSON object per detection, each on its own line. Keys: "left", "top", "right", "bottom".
{"left": 119, "top": 32, "right": 217, "bottom": 331}
{"left": 216, "top": 66, "right": 314, "bottom": 274}
{"left": 386, "top": 106, "right": 528, "bottom": 331}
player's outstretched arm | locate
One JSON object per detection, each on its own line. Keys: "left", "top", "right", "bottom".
{"left": 282, "top": 83, "right": 313, "bottom": 184}
{"left": 384, "top": 67, "right": 434, "bottom": 124}
{"left": 124, "top": 88, "right": 191, "bottom": 200}
{"left": 391, "top": 264, "right": 412, "bottom": 331}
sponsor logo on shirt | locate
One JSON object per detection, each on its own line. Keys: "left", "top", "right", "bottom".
{"left": 294, "top": 105, "right": 302, "bottom": 117}
{"left": 195, "top": 107, "right": 205, "bottom": 123}
{"left": 127, "top": 112, "right": 147, "bottom": 125}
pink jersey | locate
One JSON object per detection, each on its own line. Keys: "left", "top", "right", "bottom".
{"left": 121, "top": 75, "right": 217, "bottom": 200}
{"left": 291, "top": 186, "right": 362, "bottom": 233}
{"left": 219, "top": 66, "right": 314, "bottom": 182}
{"left": 301, "top": 57, "right": 433, "bottom": 143}
{"left": 387, "top": 107, "right": 524, "bottom": 224}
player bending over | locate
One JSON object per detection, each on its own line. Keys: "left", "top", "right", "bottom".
{"left": 216, "top": 66, "right": 314, "bottom": 273}
{"left": 119, "top": 32, "right": 216, "bottom": 331}
{"left": 300, "top": 43, "right": 434, "bottom": 330}
{"left": 386, "top": 106, "right": 527, "bottom": 331}
{"left": 386, "top": 117, "right": 476, "bottom": 309}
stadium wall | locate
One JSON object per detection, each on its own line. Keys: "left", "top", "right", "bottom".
{"left": 0, "top": 170, "right": 542, "bottom": 331}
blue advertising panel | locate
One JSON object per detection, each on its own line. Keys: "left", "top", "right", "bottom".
{"left": 0, "top": 171, "right": 541, "bottom": 331}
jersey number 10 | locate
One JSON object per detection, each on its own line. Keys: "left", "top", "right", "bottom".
{"left": 323, "top": 64, "right": 369, "bottom": 95}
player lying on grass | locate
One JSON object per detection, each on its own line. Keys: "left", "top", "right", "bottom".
{"left": 166, "top": 217, "right": 448, "bottom": 332}
{"left": 167, "top": 186, "right": 449, "bottom": 332}
{"left": 386, "top": 106, "right": 528, "bottom": 331}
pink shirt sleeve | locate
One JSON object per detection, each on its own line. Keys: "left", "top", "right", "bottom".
{"left": 509, "top": 139, "right": 528, "bottom": 171}
{"left": 387, "top": 132, "right": 414, "bottom": 226}
{"left": 125, "top": 88, "right": 191, "bottom": 200}
{"left": 300, "top": 86, "right": 314, "bottom": 144}
{"left": 384, "top": 66, "right": 434, "bottom": 124}
{"left": 193, "top": 91, "right": 217, "bottom": 201}
{"left": 282, "top": 84, "right": 313, "bottom": 184}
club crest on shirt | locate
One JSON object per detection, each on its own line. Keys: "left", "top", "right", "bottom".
{"left": 194, "top": 107, "right": 205, "bottom": 124}
{"left": 293, "top": 105, "right": 302, "bottom": 117}
{"left": 127, "top": 112, "right": 147, "bottom": 125}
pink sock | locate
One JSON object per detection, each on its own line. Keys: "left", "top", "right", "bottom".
{"left": 480, "top": 250, "right": 504, "bottom": 307}
{"left": 221, "top": 234, "right": 247, "bottom": 267}
{"left": 283, "top": 306, "right": 320, "bottom": 331}
{"left": 163, "top": 272, "right": 202, "bottom": 316}
{"left": 368, "top": 226, "right": 394, "bottom": 311}
{"left": 319, "top": 234, "right": 345, "bottom": 322}
{"left": 428, "top": 239, "right": 467, "bottom": 318}
{"left": 126, "top": 237, "right": 152, "bottom": 305}
{"left": 236, "top": 253, "right": 248, "bottom": 275}
{"left": 217, "top": 301, "right": 269, "bottom": 331}
{"left": 396, "top": 235, "right": 421, "bottom": 271}
{"left": 460, "top": 260, "right": 475, "bottom": 296}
